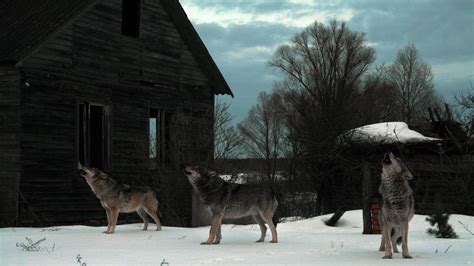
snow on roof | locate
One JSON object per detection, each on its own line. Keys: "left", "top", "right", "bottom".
{"left": 346, "top": 122, "right": 441, "bottom": 144}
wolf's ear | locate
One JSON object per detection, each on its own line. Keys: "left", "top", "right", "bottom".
{"left": 98, "top": 171, "right": 108, "bottom": 179}
{"left": 405, "top": 170, "right": 414, "bottom": 180}
{"left": 382, "top": 153, "right": 391, "bottom": 165}
{"left": 208, "top": 171, "right": 218, "bottom": 177}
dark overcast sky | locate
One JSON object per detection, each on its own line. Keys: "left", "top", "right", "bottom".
{"left": 180, "top": 0, "right": 474, "bottom": 123}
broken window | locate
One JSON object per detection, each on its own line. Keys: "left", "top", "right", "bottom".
{"left": 78, "top": 102, "right": 110, "bottom": 170}
{"left": 149, "top": 108, "right": 174, "bottom": 170}
{"left": 121, "top": 0, "right": 141, "bottom": 38}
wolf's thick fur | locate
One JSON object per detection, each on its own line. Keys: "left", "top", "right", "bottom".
{"left": 184, "top": 166, "right": 279, "bottom": 244}
{"left": 378, "top": 152, "right": 414, "bottom": 259}
{"left": 79, "top": 167, "right": 161, "bottom": 234}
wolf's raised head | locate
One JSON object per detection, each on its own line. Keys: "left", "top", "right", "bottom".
{"left": 382, "top": 152, "right": 413, "bottom": 181}
{"left": 183, "top": 166, "right": 218, "bottom": 186}
{"left": 79, "top": 166, "right": 109, "bottom": 183}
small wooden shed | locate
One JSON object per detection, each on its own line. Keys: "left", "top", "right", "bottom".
{"left": 328, "top": 121, "right": 473, "bottom": 234}
{"left": 0, "top": 0, "right": 233, "bottom": 227}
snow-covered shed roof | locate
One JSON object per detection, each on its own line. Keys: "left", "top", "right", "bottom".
{"left": 345, "top": 122, "right": 442, "bottom": 144}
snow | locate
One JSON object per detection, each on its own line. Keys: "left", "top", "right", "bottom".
{"left": 345, "top": 122, "right": 441, "bottom": 144}
{"left": 1, "top": 210, "right": 473, "bottom": 265}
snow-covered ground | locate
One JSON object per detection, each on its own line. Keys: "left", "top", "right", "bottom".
{"left": 1, "top": 210, "right": 472, "bottom": 265}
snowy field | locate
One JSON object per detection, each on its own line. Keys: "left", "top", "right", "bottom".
{"left": 1, "top": 210, "right": 472, "bottom": 265}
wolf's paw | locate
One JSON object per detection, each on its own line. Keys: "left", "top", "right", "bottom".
{"left": 256, "top": 239, "right": 265, "bottom": 243}
{"left": 403, "top": 254, "right": 413, "bottom": 259}
{"left": 103, "top": 231, "right": 114, "bottom": 234}
{"left": 200, "top": 241, "right": 212, "bottom": 245}
{"left": 382, "top": 255, "right": 392, "bottom": 259}
{"left": 142, "top": 228, "right": 148, "bottom": 231}
{"left": 269, "top": 240, "right": 278, "bottom": 243}
{"left": 156, "top": 227, "right": 162, "bottom": 231}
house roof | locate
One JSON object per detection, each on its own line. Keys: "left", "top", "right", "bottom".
{"left": 160, "top": 0, "right": 233, "bottom": 97}
{"left": 0, "top": 0, "right": 98, "bottom": 65}
{"left": 0, "top": 0, "right": 233, "bottom": 97}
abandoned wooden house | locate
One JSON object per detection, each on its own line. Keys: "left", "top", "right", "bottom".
{"left": 0, "top": 0, "right": 233, "bottom": 227}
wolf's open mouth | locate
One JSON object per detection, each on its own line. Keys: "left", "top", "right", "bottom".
{"left": 184, "top": 170, "right": 192, "bottom": 175}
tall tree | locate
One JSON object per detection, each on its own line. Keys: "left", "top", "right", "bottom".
{"left": 238, "top": 91, "right": 285, "bottom": 182}
{"left": 359, "top": 65, "right": 402, "bottom": 124}
{"left": 268, "top": 20, "right": 376, "bottom": 214}
{"left": 214, "top": 99, "right": 242, "bottom": 160}
{"left": 269, "top": 20, "right": 375, "bottom": 138}
{"left": 387, "top": 43, "right": 439, "bottom": 123}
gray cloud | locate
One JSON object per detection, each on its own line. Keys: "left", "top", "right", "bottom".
{"left": 182, "top": 0, "right": 474, "bottom": 122}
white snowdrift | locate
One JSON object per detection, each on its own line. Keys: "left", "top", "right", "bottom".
{"left": 346, "top": 122, "right": 441, "bottom": 144}
{"left": 1, "top": 210, "right": 472, "bottom": 265}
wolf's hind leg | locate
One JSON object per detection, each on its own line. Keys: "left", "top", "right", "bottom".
{"left": 137, "top": 208, "right": 149, "bottom": 230}
{"left": 213, "top": 224, "right": 222, "bottom": 244}
{"left": 143, "top": 195, "right": 162, "bottom": 231}
{"left": 253, "top": 214, "right": 267, "bottom": 242}
{"left": 143, "top": 206, "right": 161, "bottom": 231}
{"left": 260, "top": 211, "right": 278, "bottom": 243}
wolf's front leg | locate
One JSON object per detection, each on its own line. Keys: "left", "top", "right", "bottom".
{"left": 382, "top": 223, "right": 393, "bottom": 259}
{"left": 402, "top": 221, "right": 412, "bottom": 259}
{"left": 201, "top": 213, "right": 223, "bottom": 245}
{"left": 105, "top": 208, "right": 119, "bottom": 234}
{"left": 103, "top": 208, "right": 111, "bottom": 233}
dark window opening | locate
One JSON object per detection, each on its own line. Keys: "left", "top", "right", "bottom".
{"left": 149, "top": 108, "right": 174, "bottom": 170}
{"left": 78, "top": 102, "right": 110, "bottom": 170}
{"left": 121, "top": 0, "right": 141, "bottom": 38}
{"left": 164, "top": 111, "right": 173, "bottom": 168}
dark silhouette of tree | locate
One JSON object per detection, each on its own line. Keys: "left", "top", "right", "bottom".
{"left": 387, "top": 43, "right": 441, "bottom": 123}
{"left": 238, "top": 91, "right": 285, "bottom": 182}
{"left": 268, "top": 20, "right": 376, "bottom": 214}
{"left": 214, "top": 99, "right": 243, "bottom": 160}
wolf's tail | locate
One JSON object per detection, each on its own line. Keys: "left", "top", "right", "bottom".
{"left": 391, "top": 227, "right": 402, "bottom": 245}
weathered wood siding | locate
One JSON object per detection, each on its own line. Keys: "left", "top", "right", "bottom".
{"left": 0, "top": 66, "right": 21, "bottom": 226}
{"left": 16, "top": 0, "right": 215, "bottom": 226}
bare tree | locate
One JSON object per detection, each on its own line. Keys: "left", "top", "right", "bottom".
{"left": 453, "top": 84, "right": 474, "bottom": 138}
{"left": 238, "top": 91, "right": 285, "bottom": 182}
{"left": 359, "top": 65, "right": 403, "bottom": 124}
{"left": 387, "top": 43, "right": 440, "bottom": 123}
{"left": 268, "top": 20, "right": 376, "bottom": 214}
{"left": 269, "top": 20, "right": 375, "bottom": 136}
{"left": 214, "top": 99, "right": 243, "bottom": 160}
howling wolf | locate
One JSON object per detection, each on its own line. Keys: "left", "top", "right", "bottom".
{"left": 184, "top": 166, "right": 279, "bottom": 244}
{"left": 378, "top": 152, "right": 415, "bottom": 259}
{"left": 79, "top": 167, "right": 161, "bottom": 234}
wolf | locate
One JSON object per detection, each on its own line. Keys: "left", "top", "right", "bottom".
{"left": 79, "top": 167, "right": 161, "bottom": 234}
{"left": 184, "top": 166, "right": 279, "bottom": 244}
{"left": 378, "top": 152, "right": 415, "bottom": 259}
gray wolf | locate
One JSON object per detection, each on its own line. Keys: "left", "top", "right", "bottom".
{"left": 79, "top": 167, "right": 161, "bottom": 234}
{"left": 378, "top": 152, "right": 414, "bottom": 259}
{"left": 184, "top": 166, "right": 279, "bottom": 244}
